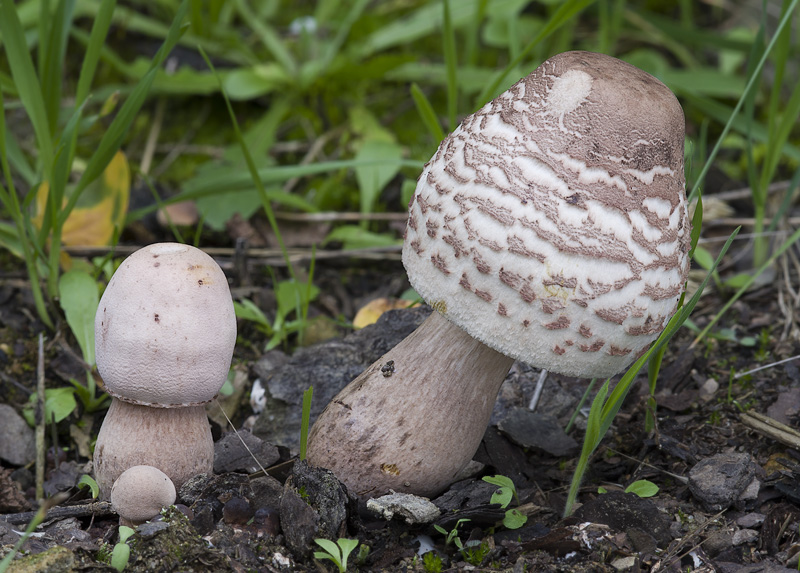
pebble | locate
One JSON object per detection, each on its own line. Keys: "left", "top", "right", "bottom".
{"left": 732, "top": 528, "right": 759, "bottom": 546}
{"left": 688, "top": 452, "right": 760, "bottom": 511}
{"left": 497, "top": 408, "right": 578, "bottom": 457}
{"left": 0, "top": 404, "right": 36, "bottom": 466}
{"left": 736, "top": 512, "right": 765, "bottom": 528}
{"left": 366, "top": 492, "right": 441, "bottom": 524}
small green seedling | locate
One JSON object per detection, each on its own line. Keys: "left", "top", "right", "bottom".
{"left": 313, "top": 538, "right": 359, "bottom": 573}
{"left": 111, "top": 526, "right": 135, "bottom": 572}
{"left": 77, "top": 474, "right": 99, "bottom": 499}
{"left": 482, "top": 475, "right": 528, "bottom": 529}
{"left": 624, "top": 479, "right": 659, "bottom": 498}
{"left": 422, "top": 551, "right": 443, "bottom": 573}
{"left": 598, "top": 479, "right": 659, "bottom": 498}
{"left": 433, "top": 518, "right": 470, "bottom": 549}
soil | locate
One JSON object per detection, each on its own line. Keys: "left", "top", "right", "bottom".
{"left": 2, "top": 244, "right": 800, "bottom": 573}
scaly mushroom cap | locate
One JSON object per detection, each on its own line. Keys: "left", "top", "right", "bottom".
{"left": 95, "top": 243, "right": 236, "bottom": 406}
{"left": 403, "top": 51, "right": 690, "bottom": 378}
{"left": 110, "top": 465, "right": 176, "bottom": 525}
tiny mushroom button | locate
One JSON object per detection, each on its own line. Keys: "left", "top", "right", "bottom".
{"left": 110, "top": 465, "right": 177, "bottom": 527}
{"left": 307, "top": 51, "right": 690, "bottom": 499}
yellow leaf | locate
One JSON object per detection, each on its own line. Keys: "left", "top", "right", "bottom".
{"left": 352, "top": 298, "right": 416, "bottom": 329}
{"left": 33, "top": 151, "right": 130, "bottom": 248}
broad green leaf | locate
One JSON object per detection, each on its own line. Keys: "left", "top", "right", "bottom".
{"left": 275, "top": 280, "right": 320, "bottom": 322}
{"left": 502, "top": 508, "right": 528, "bottom": 529}
{"left": 323, "top": 225, "right": 401, "bottom": 250}
{"left": 625, "top": 480, "right": 659, "bottom": 498}
{"left": 77, "top": 474, "right": 99, "bottom": 498}
{"left": 354, "top": 141, "right": 404, "bottom": 216}
{"left": 692, "top": 246, "right": 714, "bottom": 271}
{"left": 222, "top": 65, "right": 288, "bottom": 100}
{"left": 59, "top": 269, "right": 99, "bottom": 365}
{"left": 110, "top": 541, "right": 130, "bottom": 572}
{"left": 24, "top": 387, "right": 77, "bottom": 425}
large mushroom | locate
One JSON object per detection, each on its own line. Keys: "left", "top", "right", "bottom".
{"left": 307, "top": 51, "right": 691, "bottom": 499}
{"left": 93, "top": 243, "right": 236, "bottom": 499}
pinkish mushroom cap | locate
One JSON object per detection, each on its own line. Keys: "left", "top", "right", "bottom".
{"left": 95, "top": 243, "right": 236, "bottom": 407}
{"left": 110, "top": 465, "right": 176, "bottom": 525}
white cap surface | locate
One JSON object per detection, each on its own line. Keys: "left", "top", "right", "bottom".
{"left": 402, "top": 51, "right": 690, "bottom": 378}
{"left": 95, "top": 243, "right": 237, "bottom": 406}
{"left": 110, "top": 465, "right": 176, "bottom": 524}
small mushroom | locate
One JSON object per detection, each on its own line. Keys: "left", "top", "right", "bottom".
{"left": 307, "top": 51, "right": 691, "bottom": 498}
{"left": 93, "top": 243, "right": 236, "bottom": 498}
{"left": 111, "top": 465, "right": 176, "bottom": 526}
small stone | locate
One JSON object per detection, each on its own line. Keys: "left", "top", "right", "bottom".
{"left": 688, "top": 452, "right": 759, "bottom": 511}
{"left": 213, "top": 430, "right": 280, "bottom": 474}
{"left": 222, "top": 497, "right": 255, "bottom": 525}
{"left": 736, "top": 512, "right": 765, "bottom": 528}
{"left": 367, "top": 492, "right": 441, "bottom": 524}
{"left": 732, "top": 529, "right": 759, "bottom": 546}
{"left": 698, "top": 378, "right": 719, "bottom": 401}
{"left": 497, "top": 408, "right": 578, "bottom": 457}
{"left": 0, "top": 404, "right": 36, "bottom": 466}
{"left": 611, "top": 555, "right": 637, "bottom": 571}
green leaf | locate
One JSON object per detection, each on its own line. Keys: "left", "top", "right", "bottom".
{"left": 502, "top": 508, "right": 528, "bottom": 529}
{"left": 58, "top": 270, "right": 99, "bottom": 366}
{"left": 77, "top": 474, "right": 99, "bottom": 498}
{"left": 275, "top": 280, "right": 320, "bottom": 323}
{"left": 117, "top": 526, "right": 135, "bottom": 544}
{"left": 482, "top": 475, "right": 515, "bottom": 508}
{"left": 692, "top": 246, "right": 714, "bottom": 271}
{"left": 624, "top": 480, "right": 659, "bottom": 498}
{"left": 233, "top": 299, "right": 271, "bottom": 329}
{"left": 25, "top": 387, "right": 78, "bottom": 425}
{"left": 323, "top": 225, "right": 401, "bottom": 250}
{"left": 222, "top": 65, "right": 288, "bottom": 100}
{"left": 110, "top": 540, "right": 131, "bottom": 572}
{"left": 337, "top": 538, "right": 359, "bottom": 567}
{"left": 354, "top": 141, "right": 404, "bottom": 216}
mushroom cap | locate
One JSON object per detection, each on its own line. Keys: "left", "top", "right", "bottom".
{"left": 95, "top": 243, "right": 236, "bottom": 406}
{"left": 110, "top": 465, "right": 176, "bottom": 524}
{"left": 402, "top": 51, "right": 690, "bottom": 378}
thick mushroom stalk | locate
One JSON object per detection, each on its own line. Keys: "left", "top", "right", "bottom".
{"left": 307, "top": 310, "right": 513, "bottom": 498}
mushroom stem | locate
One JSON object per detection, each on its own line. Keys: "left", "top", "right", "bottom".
{"left": 94, "top": 398, "right": 214, "bottom": 499}
{"left": 306, "top": 310, "right": 515, "bottom": 498}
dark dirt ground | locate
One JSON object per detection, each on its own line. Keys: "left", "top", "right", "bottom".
{"left": 2, "top": 223, "right": 800, "bottom": 573}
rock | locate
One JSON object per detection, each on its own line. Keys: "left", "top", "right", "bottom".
{"left": 252, "top": 307, "right": 430, "bottom": 451}
{"left": 572, "top": 491, "right": 672, "bottom": 549}
{"left": 497, "top": 408, "right": 578, "bottom": 457}
{"left": 688, "top": 452, "right": 760, "bottom": 511}
{"left": 279, "top": 460, "right": 353, "bottom": 558}
{"left": 125, "top": 506, "right": 233, "bottom": 572}
{"left": 213, "top": 430, "right": 280, "bottom": 474}
{"left": 732, "top": 528, "right": 758, "bottom": 545}
{"left": 366, "top": 492, "right": 441, "bottom": 524}
{"left": 736, "top": 512, "right": 765, "bottom": 528}
{"left": 0, "top": 404, "right": 35, "bottom": 466}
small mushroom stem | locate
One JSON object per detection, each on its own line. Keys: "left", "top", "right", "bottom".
{"left": 94, "top": 399, "right": 214, "bottom": 499}
{"left": 306, "top": 310, "right": 515, "bottom": 499}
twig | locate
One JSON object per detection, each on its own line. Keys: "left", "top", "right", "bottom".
{"left": 0, "top": 501, "right": 114, "bottom": 526}
{"left": 734, "top": 354, "right": 800, "bottom": 379}
{"left": 739, "top": 411, "right": 800, "bottom": 450}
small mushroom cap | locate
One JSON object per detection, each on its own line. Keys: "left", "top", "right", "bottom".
{"left": 402, "top": 51, "right": 690, "bottom": 378}
{"left": 110, "top": 465, "right": 176, "bottom": 524}
{"left": 95, "top": 243, "right": 236, "bottom": 406}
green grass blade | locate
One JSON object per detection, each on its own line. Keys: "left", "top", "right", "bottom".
{"left": 477, "top": 0, "right": 596, "bottom": 104}
{"left": 234, "top": 0, "right": 296, "bottom": 75}
{"left": 67, "top": 0, "right": 189, "bottom": 210}
{"left": 410, "top": 83, "right": 445, "bottom": 143}
{"left": 198, "top": 46, "right": 295, "bottom": 279}
{"left": 0, "top": 0, "right": 54, "bottom": 175}
{"left": 75, "top": 0, "right": 116, "bottom": 105}
{"left": 442, "top": 0, "right": 458, "bottom": 131}
{"left": 40, "top": 0, "right": 76, "bottom": 134}
{"left": 692, "top": 224, "right": 800, "bottom": 347}
{"left": 687, "top": 0, "right": 799, "bottom": 202}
